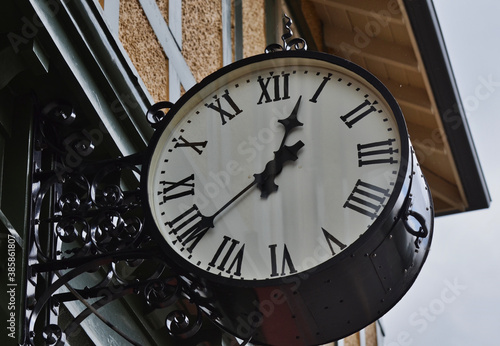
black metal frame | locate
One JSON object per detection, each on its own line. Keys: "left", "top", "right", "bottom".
{"left": 22, "top": 101, "right": 240, "bottom": 345}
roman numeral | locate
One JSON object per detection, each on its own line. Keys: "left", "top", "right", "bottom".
{"left": 322, "top": 228, "right": 347, "bottom": 256}
{"left": 208, "top": 236, "right": 245, "bottom": 277}
{"left": 158, "top": 174, "right": 195, "bottom": 204}
{"left": 257, "top": 72, "right": 290, "bottom": 104}
{"left": 340, "top": 99, "right": 377, "bottom": 128}
{"left": 166, "top": 205, "right": 211, "bottom": 253}
{"left": 343, "top": 179, "right": 390, "bottom": 219}
{"left": 358, "top": 139, "right": 398, "bottom": 166}
{"left": 269, "top": 244, "right": 297, "bottom": 277}
{"left": 205, "top": 89, "right": 243, "bottom": 125}
{"left": 309, "top": 73, "right": 332, "bottom": 103}
{"left": 173, "top": 136, "right": 207, "bottom": 155}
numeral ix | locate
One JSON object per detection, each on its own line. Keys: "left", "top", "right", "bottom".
{"left": 158, "top": 174, "right": 195, "bottom": 204}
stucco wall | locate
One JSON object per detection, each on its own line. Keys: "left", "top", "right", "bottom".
{"left": 117, "top": 0, "right": 265, "bottom": 102}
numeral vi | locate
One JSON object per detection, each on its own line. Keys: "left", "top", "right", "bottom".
{"left": 269, "top": 244, "right": 297, "bottom": 277}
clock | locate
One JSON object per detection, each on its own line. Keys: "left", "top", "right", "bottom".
{"left": 142, "top": 50, "right": 433, "bottom": 345}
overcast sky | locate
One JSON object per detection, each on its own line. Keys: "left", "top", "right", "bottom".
{"left": 383, "top": 1, "right": 500, "bottom": 345}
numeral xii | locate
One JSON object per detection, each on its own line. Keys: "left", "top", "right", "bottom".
{"left": 257, "top": 73, "right": 290, "bottom": 104}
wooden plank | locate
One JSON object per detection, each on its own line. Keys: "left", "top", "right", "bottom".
{"left": 324, "top": 26, "right": 419, "bottom": 71}
{"left": 309, "top": 0, "right": 404, "bottom": 25}
{"left": 381, "top": 79, "right": 432, "bottom": 113}
{"left": 421, "top": 167, "right": 466, "bottom": 212}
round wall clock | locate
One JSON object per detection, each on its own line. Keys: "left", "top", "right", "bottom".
{"left": 142, "top": 50, "right": 433, "bottom": 345}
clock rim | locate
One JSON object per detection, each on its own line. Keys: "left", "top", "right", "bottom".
{"left": 141, "top": 50, "right": 410, "bottom": 287}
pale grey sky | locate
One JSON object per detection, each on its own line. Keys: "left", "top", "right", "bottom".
{"left": 383, "top": 1, "right": 500, "bottom": 345}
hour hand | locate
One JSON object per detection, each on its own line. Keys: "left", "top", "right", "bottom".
{"left": 278, "top": 96, "right": 303, "bottom": 142}
{"left": 254, "top": 140, "right": 304, "bottom": 198}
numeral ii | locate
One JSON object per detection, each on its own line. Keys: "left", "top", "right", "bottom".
{"left": 158, "top": 174, "right": 195, "bottom": 204}
{"left": 340, "top": 99, "right": 377, "bottom": 128}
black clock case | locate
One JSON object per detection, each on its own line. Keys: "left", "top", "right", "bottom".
{"left": 175, "top": 147, "right": 433, "bottom": 346}
{"left": 141, "top": 51, "right": 434, "bottom": 345}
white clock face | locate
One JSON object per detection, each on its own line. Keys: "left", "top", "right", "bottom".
{"left": 147, "top": 56, "right": 406, "bottom": 280}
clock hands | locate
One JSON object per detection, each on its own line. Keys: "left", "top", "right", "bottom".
{"left": 190, "top": 97, "right": 304, "bottom": 234}
{"left": 254, "top": 96, "right": 304, "bottom": 198}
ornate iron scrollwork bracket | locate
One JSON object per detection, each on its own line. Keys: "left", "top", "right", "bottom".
{"left": 23, "top": 100, "right": 244, "bottom": 345}
{"left": 265, "top": 14, "right": 308, "bottom": 53}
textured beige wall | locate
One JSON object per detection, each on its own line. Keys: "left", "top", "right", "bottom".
{"left": 242, "top": 0, "right": 266, "bottom": 58}
{"left": 365, "top": 323, "right": 378, "bottom": 346}
{"left": 182, "top": 0, "right": 222, "bottom": 83}
{"left": 119, "top": 0, "right": 168, "bottom": 103}
{"left": 118, "top": 0, "right": 266, "bottom": 102}
{"left": 344, "top": 332, "right": 361, "bottom": 346}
